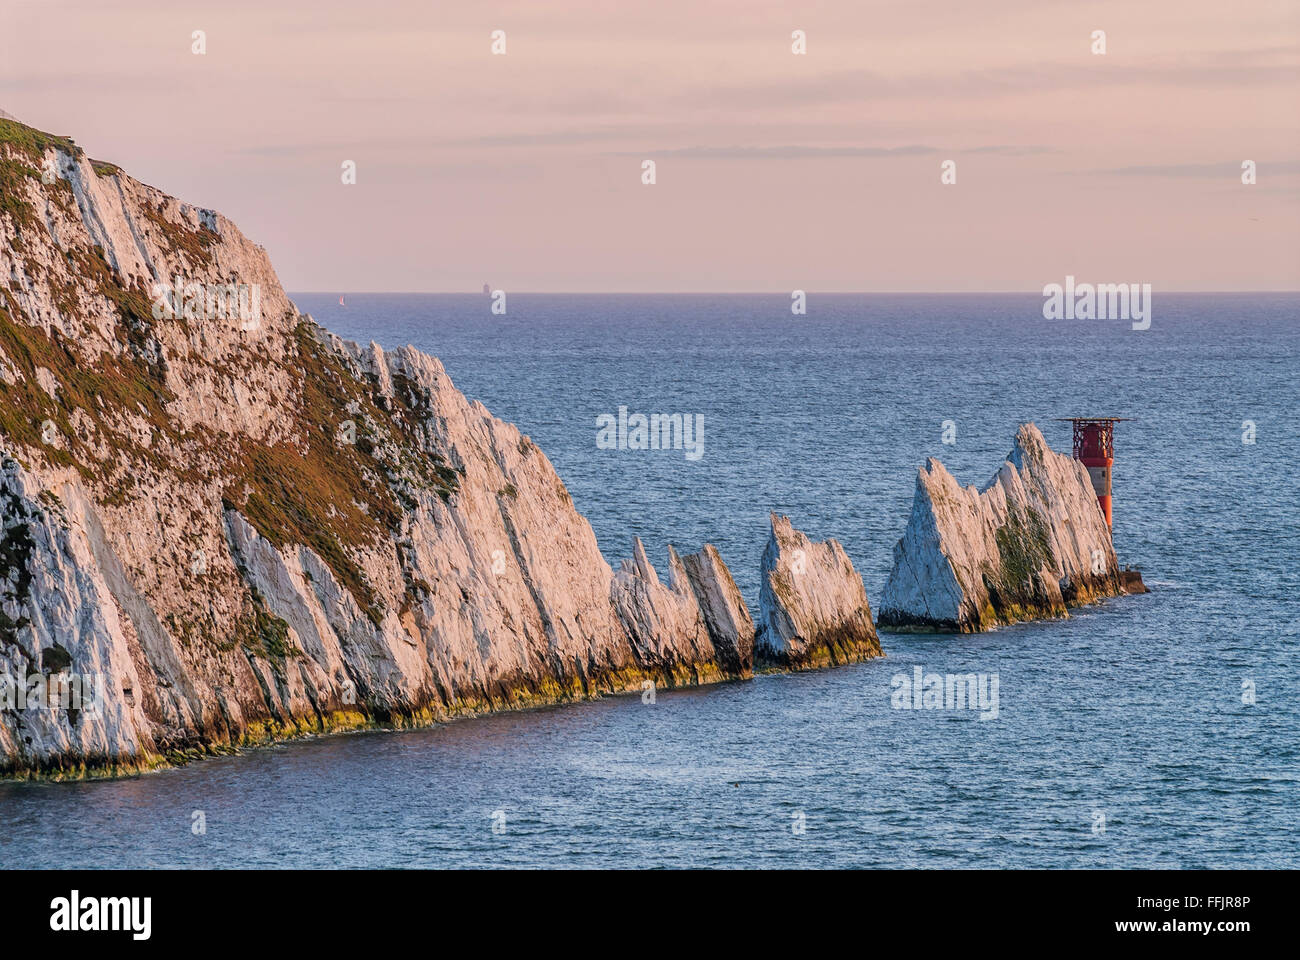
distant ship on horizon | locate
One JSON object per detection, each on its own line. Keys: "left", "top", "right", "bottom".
{"left": 482, "top": 283, "right": 490, "bottom": 294}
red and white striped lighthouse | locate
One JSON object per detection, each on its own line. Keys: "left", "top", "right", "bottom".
{"left": 1056, "top": 418, "right": 1131, "bottom": 528}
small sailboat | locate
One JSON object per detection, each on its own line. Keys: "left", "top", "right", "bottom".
{"left": 339, "top": 295, "right": 346, "bottom": 307}
{"left": 482, "top": 283, "right": 490, "bottom": 294}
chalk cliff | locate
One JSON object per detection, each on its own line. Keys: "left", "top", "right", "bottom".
{"left": 0, "top": 117, "right": 780, "bottom": 779}
{"left": 756, "top": 514, "right": 883, "bottom": 669}
{"left": 877, "top": 423, "right": 1145, "bottom": 632}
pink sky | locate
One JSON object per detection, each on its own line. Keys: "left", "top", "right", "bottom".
{"left": 3, "top": 0, "right": 1298, "bottom": 291}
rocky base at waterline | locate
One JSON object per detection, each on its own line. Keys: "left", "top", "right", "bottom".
{"left": 756, "top": 514, "right": 883, "bottom": 669}
{"left": 877, "top": 424, "right": 1146, "bottom": 633}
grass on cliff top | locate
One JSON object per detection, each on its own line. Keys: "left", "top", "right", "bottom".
{"left": 0, "top": 119, "right": 93, "bottom": 237}
{"left": 0, "top": 117, "right": 204, "bottom": 257}
{"left": 0, "top": 118, "right": 82, "bottom": 160}
{"left": 0, "top": 119, "right": 122, "bottom": 240}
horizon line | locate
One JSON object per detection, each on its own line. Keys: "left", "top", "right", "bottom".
{"left": 289, "top": 289, "right": 1300, "bottom": 296}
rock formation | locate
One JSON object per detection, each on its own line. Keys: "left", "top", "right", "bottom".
{"left": 0, "top": 116, "right": 781, "bottom": 779}
{"left": 680, "top": 544, "right": 754, "bottom": 675}
{"left": 755, "top": 514, "right": 883, "bottom": 669}
{"left": 608, "top": 538, "right": 747, "bottom": 684}
{"left": 877, "top": 423, "right": 1146, "bottom": 632}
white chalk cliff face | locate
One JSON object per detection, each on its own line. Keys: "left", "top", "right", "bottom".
{"left": 878, "top": 423, "right": 1145, "bottom": 633}
{"left": 756, "top": 514, "right": 882, "bottom": 669}
{"left": 1, "top": 117, "right": 788, "bottom": 779}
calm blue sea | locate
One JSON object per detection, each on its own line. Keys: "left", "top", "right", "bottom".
{"left": 2, "top": 293, "right": 1297, "bottom": 868}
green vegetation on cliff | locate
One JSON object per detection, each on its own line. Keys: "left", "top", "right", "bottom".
{"left": 222, "top": 323, "right": 460, "bottom": 626}
{"left": 0, "top": 118, "right": 81, "bottom": 160}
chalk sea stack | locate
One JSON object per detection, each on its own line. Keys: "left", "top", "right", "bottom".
{"left": 877, "top": 423, "right": 1146, "bottom": 633}
{"left": 756, "top": 514, "right": 883, "bottom": 669}
{"left": 679, "top": 543, "right": 756, "bottom": 676}
{"left": 609, "top": 538, "right": 754, "bottom": 682}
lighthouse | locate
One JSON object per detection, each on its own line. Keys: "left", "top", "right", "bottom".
{"left": 1056, "top": 418, "right": 1131, "bottom": 528}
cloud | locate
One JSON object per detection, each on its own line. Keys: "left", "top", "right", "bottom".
{"left": 1085, "top": 160, "right": 1300, "bottom": 177}
{"left": 659, "top": 49, "right": 1300, "bottom": 113}
{"left": 611, "top": 144, "right": 1052, "bottom": 159}
{"left": 613, "top": 144, "right": 937, "bottom": 159}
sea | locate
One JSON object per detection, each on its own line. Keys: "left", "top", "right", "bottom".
{"left": 1, "top": 293, "right": 1296, "bottom": 868}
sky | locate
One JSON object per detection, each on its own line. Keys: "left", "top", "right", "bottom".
{"left": 2, "top": 0, "right": 1298, "bottom": 291}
